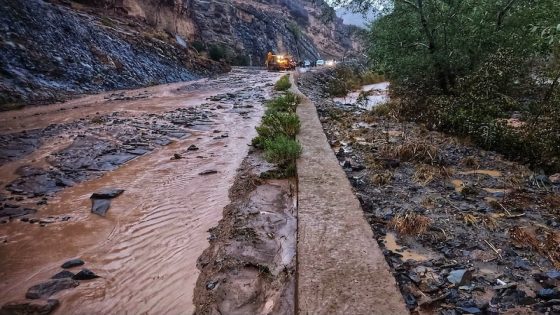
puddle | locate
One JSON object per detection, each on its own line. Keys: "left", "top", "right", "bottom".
{"left": 459, "top": 170, "right": 502, "bottom": 177}
{"left": 333, "top": 82, "right": 390, "bottom": 110}
{"left": 382, "top": 232, "right": 434, "bottom": 262}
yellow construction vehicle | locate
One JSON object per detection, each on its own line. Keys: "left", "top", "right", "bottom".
{"left": 265, "top": 52, "right": 296, "bottom": 71}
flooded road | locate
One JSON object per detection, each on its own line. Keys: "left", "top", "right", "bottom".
{"left": 0, "top": 68, "right": 280, "bottom": 313}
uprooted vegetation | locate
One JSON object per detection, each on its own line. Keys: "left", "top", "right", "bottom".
{"left": 252, "top": 89, "right": 302, "bottom": 178}
{"left": 299, "top": 71, "right": 560, "bottom": 314}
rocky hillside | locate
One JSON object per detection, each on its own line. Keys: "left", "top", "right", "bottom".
{"left": 88, "top": 0, "right": 364, "bottom": 64}
{"left": 0, "top": 0, "right": 363, "bottom": 108}
{"left": 0, "top": 0, "right": 227, "bottom": 108}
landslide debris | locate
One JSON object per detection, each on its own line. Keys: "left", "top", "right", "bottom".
{"left": 299, "top": 70, "right": 560, "bottom": 315}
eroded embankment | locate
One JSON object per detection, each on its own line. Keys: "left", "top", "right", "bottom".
{"left": 298, "top": 70, "right": 560, "bottom": 315}
{"left": 192, "top": 151, "right": 297, "bottom": 314}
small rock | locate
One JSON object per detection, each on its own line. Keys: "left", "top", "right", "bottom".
{"left": 458, "top": 306, "right": 481, "bottom": 314}
{"left": 206, "top": 280, "right": 219, "bottom": 290}
{"left": 199, "top": 170, "right": 218, "bottom": 176}
{"left": 187, "top": 144, "right": 199, "bottom": 151}
{"left": 1, "top": 299, "right": 59, "bottom": 315}
{"left": 537, "top": 288, "right": 560, "bottom": 300}
{"left": 51, "top": 270, "right": 75, "bottom": 279}
{"left": 447, "top": 269, "right": 472, "bottom": 286}
{"left": 90, "top": 188, "right": 124, "bottom": 199}
{"left": 171, "top": 153, "right": 182, "bottom": 160}
{"left": 91, "top": 199, "right": 111, "bottom": 216}
{"left": 549, "top": 173, "right": 560, "bottom": 184}
{"left": 61, "top": 258, "right": 84, "bottom": 269}
{"left": 72, "top": 269, "right": 99, "bottom": 280}
{"left": 25, "top": 279, "right": 79, "bottom": 299}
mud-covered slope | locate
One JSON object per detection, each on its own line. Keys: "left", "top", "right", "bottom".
{"left": 0, "top": 0, "right": 226, "bottom": 108}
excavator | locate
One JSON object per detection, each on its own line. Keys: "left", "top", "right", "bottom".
{"left": 265, "top": 52, "right": 296, "bottom": 71}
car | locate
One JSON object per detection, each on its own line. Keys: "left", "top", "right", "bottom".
{"left": 316, "top": 59, "right": 325, "bottom": 66}
{"left": 304, "top": 60, "right": 311, "bottom": 67}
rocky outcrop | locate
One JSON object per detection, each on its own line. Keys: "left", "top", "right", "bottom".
{"left": 106, "top": 0, "right": 364, "bottom": 64}
{"left": 0, "top": 0, "right": 226, "bottom": 108}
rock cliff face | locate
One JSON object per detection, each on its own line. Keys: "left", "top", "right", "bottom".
{"left": 0, "top": 0, "right": 363, "bottom": 107}
{"left": 109, "top": 0, "right": 364, "bottom": 64}
{"left": 0, "top": 0, "right": 225, "bottom": 108}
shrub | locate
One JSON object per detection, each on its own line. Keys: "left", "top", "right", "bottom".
{"left": 208, "top": 45, "right": 226, "bottom": 61}
{"left": 265, "top": 92, "right": 299, "bottom": 114}
{"left": 275, "top": 75, "right": 291, "bottom": 91}
{"left": 253, "top": 112, "right": 301, "bottom": 148}
{"left": 192, "top": 41, "right": 205, "bottom": 52}
{"left": 263, "top": 135, "right": 302, "bottom": 166}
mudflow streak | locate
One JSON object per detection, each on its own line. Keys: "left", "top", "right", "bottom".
{"left": 0, "top": 69, "right": 281, "bottom": 314}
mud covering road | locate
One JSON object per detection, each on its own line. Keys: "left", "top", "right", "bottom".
{"left": 293, "top": 73, "right": 408, "bottom": 314}
{"left": 0, "top": 68, "right": 280, "bottom": 314}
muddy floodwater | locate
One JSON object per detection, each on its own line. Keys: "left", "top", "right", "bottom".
{"left": 0, "top": 68, "right": 280, "bottom": 313}
{"left": 333, "top": 82, "right": 390, "bottom": 110}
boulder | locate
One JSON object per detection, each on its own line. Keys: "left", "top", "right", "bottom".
{"left": 51, "top": 270, "right": 75, "bottom": 279}
{"left": 25, "top": 279, "right": 79, "bottom": 299}
{"left": 90, "top": 188, "right": 124, "bottom": 199}
{"left": 60, "top": 258, "right": 84, "bottom": 269}
{"left": 90, "top": 188, "right": 124, "bottom": 216}
{"left": 72, "top": 269, "right": 99, "bottom": 280}
{"left": 1, "top": 299, "right": 59, "bottom": 315}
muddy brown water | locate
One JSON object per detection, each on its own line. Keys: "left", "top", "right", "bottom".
{"left": 0, "top": 68, "right": 280, "bottom": 313}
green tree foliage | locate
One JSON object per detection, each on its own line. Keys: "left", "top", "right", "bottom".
{"left": 348, "top": 0, "right": 560, "bottom": 172}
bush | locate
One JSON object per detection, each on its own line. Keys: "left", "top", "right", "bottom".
{"left": 263, "top": 135, "right": 302, "bottom": 166}
{"left": 252, "top": 112, "right": 301, "bottom": 148}
{"left": 265, "top": 92, "right": 299, "bottom": 114}
{"left": 275, "top": 75, "right": 291, "bottom": 91}
{"left": 208, "top": 45, "right": 226, "bottom": 61}
{"left": 192, "top": 41, "right": 205, "bottom": 52}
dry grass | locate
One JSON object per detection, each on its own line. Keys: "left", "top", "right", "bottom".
{"left": 510, "top": 226, "right": 560, "bottom": 268}
{"left": 462, "top": 156, "right": 479, "bottom": 168}
{"left": 370, "top": 171, "right": 393, "bottom": 186}
{"left": 413, "top": 164, "right": 452, "bottom": 185}
{"left": 380, "top": 139, "right": 441, "bottom": 164}
{"left": 389, "top": 212, "right": 431, "bottom": 236}
{"left": 460, "top": 213, "right": 498, "bottom": 230}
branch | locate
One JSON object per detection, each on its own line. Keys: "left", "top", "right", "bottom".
{"left": 400, "top": 0, "right": 419, "bottom": 10}
{"left": 496, "top": 0, "right": 517, "bottom": 29}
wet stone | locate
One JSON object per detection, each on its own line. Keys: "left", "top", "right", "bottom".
{"left": 538, "top": 288, "right": 560, "bottom": 300}
{"left": 90, "top": 188, "right": 124, "bottom": 199}
{"left": 199, "top": 170, "right": 218, "bottom": 176}
{"left": 72, "top": 269, "right": 99, "bottom": 280}
{"left": 25, "top": 279, "right": 79, "bottom": 299}
{"left": 61, "top": 258, "right": 84, "bottom": 269}
{"left": 91, "top": 199, "right": 111, "bottom": 216}
{"left": 447, "top": 269, "right": 472, "bottom": 286}
{"left": 51, "top": 270, "right": 75, "bottom": 279}
{"left": 1, "top": 299, "right": 59, "bottom": 315}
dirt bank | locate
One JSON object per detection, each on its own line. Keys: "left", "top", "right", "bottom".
{"left": 0, "top": 69, "right": 280, "bottom": 313}
{"left": 193, "top": 150, "right": 297, "bottom": 314}
{"left": 298, "top": 71, "right": 560, "bottom": 315}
